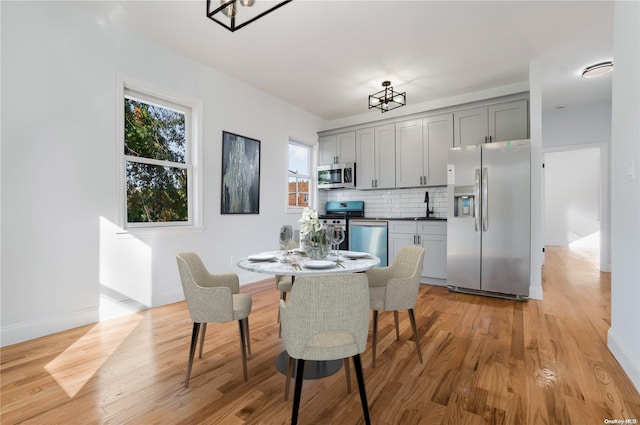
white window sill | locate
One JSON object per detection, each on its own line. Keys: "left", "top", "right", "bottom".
{"left": 116, "top": 225, "right": 205, "bottom": 239}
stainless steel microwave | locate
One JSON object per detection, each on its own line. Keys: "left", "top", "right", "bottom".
{"left": 317, "top": 163, "right": 356, "bottom": 189}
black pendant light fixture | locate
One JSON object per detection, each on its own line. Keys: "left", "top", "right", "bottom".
{"left": 369, "top": 81, "right": 406, "bottom": 113}
{"left": 206, "top": 0, "right": 292, "bottom": 32}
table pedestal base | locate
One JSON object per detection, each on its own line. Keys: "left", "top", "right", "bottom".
{"left": 275, "top": 351, "right": 342, "bottom": 379}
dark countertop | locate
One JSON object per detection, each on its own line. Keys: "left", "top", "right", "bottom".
{"left": 356, "top": 217, "right": 447, "bottom": 222}
{"left": 387, "top": 217, "right": 447, "bottom": 221}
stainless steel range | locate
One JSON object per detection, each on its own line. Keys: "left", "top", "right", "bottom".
{"left": 319, "top": 201, "right": 365, "bottom": 251}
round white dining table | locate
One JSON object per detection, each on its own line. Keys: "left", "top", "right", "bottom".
{"left": 236, "top": 250, "right": 381, "bottom": 276}
{"left": 236, "top": 250, "right": 381, "bottom": 379}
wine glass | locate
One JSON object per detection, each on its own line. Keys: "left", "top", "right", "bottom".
{"left": 279, "top": 225, "right": 293, "bottom": 262}
{"left": 333, "top": 227, "right": 345, "bottom": 263}
{"left": 325, "top": 224, "right": 335, "bottom": 258}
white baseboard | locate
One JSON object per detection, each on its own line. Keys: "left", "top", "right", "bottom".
{"left": 1, "top": 307, "right": 98, "bottom": 348}
{"left": 420, "top": 277, "right": 447, "bottom": 286}
{"left": 608, "top": 327, "right": 640, "bottom": 393}
{"left": 529, "top": 284, "right": 544, "bottom": 300}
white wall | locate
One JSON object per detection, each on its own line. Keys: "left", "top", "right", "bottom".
{"left": 608, "top": 0, "right": 640, "bottom": 392}
{"left": 544, "top": 148, "right": 600, "bottom": 246}
{"left": 543, "top": 101, "right": 612, "bottom": 148}
{"left": 0, "top": 1, "right": 323, "bottom": 346}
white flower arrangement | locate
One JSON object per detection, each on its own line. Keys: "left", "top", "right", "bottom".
{"left": 298, "top": 207, "right": 329, "bottom": 257}
{"left": 298, "top": 207, "right": 323, "bottom": 235}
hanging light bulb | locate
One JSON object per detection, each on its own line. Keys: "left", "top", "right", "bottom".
{"left": 240, "top": 0, "right": 255, "bottom": 6}
{"left": 220, "top": 0, "right": 237, "bottom": 18}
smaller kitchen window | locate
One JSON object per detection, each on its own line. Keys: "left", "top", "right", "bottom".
{"left": 287, "top": 141, "right": 311, "bottom": 211}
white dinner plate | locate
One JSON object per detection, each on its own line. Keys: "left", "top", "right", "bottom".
{"left": 248, "top": 253, "right": 276, "bottom": 261}
{"left": 342, "top": 251, "right": 369, "bottom": 259}
{"left": 304, "top": 260, "right": 336, "bottom": 269}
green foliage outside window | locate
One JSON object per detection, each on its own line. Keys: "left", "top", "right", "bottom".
{"left": 124, "top": 98, "right": 189, "bottom": 223}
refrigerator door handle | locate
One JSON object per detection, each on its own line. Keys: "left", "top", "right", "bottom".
{"left": 482, "top": 167, "right": 489, "bottom": 231}
{"left": 474, "top": 168, "right": 481, "bottom": 231}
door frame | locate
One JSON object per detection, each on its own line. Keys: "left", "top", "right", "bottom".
{"left": 542, "top": 143, "right": 610, "bottom": 272}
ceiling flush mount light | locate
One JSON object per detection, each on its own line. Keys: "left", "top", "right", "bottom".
{"left": 369, "top": 81, "right": 406, "bottom": 113}
{"left": 581, "top": 61, "right": 614, "bottom": 79}
{"left": 206, "top": 0, "right": 292, "bottom": 32}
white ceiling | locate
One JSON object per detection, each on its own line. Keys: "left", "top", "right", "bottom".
{"left": 75, "top": 0, "right": 615, "bottom": 121}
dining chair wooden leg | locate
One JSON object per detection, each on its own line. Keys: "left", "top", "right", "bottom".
{"left": 291, "top": 358, "right": 306, "bottom": 425}
{"left": 185, "top": 322, "right": 201, "bottom": 388}
{"left": 371, "top": 310, "right": 379, "bottom": 368}
{"left": 344, "top": 357, "right": 352, "bottom": 393}
{"left": 353, "top": 354, "right": 371, "bottom": 425}
{"left": 393, "top": 310, "right": 400, "bottom": 341}
{"left": 284, "top": 355, "right": 294, "bottom": 401}
{"left": 243, "top": 318, "right": 251, "bottom": 355}
{"left": 198, "top": 323, "right": 207, "bottom": 358}
{"left": 238, "top": 320, "right": 249, "bottom": 382}
{"left": 408, "top": 309, "right": 423, "bottom": 364}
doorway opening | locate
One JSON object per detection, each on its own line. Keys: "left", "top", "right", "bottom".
{"left": 543, "top": 146, "right": 606, "bottom": 268}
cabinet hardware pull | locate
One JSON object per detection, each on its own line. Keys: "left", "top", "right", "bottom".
{"left": 484, "top": 136, "right": 488, "bottom": 143}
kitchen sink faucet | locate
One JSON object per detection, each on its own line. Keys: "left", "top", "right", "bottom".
{"left": 424, "top": 191, "right": 434, "bottom": 218}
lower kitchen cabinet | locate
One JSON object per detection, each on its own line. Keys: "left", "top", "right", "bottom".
{"left": 388, "top": 220, "right": 447, "bottom": 282}
{"left": 417, "top": 222, "right": 447, "bottom": 280}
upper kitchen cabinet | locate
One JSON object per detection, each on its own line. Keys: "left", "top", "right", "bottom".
{"left": 356, "top": 124, "right": 396, "bottom": 189}
{"left": 395, "top": 113, "right": 453, "bottom": 188}
{"left": 318, "top": 132, "right": 356, "bottom": 165}
{"left": 453, "top": 99, "right": 528, "bottom": 147}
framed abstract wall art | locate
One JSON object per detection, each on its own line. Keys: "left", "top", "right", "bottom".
{"left": 221, "top": 131, "right": 261, "bottom": 214}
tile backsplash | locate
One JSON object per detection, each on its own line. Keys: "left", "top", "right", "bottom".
{"left": 319, "top": 186, "right": 448, "bottom": 219}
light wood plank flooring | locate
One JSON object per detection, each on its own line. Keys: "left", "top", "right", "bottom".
{"left": 2, "top": 246, "right": 639, "bottom": 424}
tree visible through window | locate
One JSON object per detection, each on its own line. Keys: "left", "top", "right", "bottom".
{"left": 124, "top": 90, "right": 192, "bottom": 225}
{"left": 288, "top": 142, "right": 310, "bottom": 209}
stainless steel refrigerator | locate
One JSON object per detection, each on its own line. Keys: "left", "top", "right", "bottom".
{"left": 446, "top": 140, "right": 530, "bottom": 300}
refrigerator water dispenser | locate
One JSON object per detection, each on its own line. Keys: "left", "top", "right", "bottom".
{"left": 453, "top": 186, "right": 475, "bottom": 217}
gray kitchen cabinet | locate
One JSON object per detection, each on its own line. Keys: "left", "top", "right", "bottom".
{"left": 356, "top": 124, "right": 395, "bottom": 189}
{"left": 395, "top": 113, "right": 453, "bottom": 188}
{"left": 318, "top": 131, "right": 356, "bottom": 165}
{"left": 388, "top": 220, "right": 447, "bottom": 281}
{"left": 454, "top": 99, "right": 528, "bottom": 147}
{"left": 416, "top": 222, "right": 447, "bottom": 280}
{"left": 424, "top": 114, "right": 453, "bottom": 187}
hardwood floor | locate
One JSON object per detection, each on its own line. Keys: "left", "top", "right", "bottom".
{"left": 2, "top": 246, "right": 639, "bottom": 424}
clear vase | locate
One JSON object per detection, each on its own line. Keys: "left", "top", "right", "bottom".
{"left": 304, "top": 229, "right": 330, "bottom": 260}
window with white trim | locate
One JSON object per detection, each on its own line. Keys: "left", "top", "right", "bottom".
{"left": 288, "top": 141, "right": 311, "bottom": 211}
{"left": 121, "top": 84, "right": 201, "bottom": 228}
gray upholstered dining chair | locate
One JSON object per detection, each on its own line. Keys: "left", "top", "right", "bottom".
{"left": 275, "top": 238, "right": 298, "bottom": 337}
{"left": 176, "top": 252, "right": 252, "bottom": 388}
{"left": 280, "top": 273, "right": 371, "bottom": 425}
{"left": 366, "top": 245, "right": 425, "bottom": 368}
